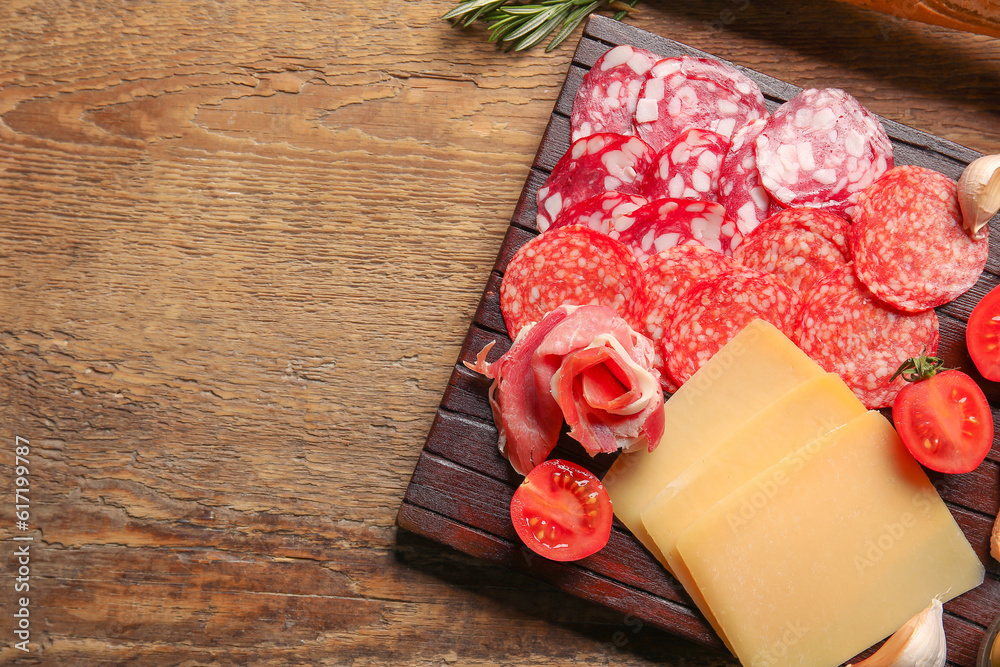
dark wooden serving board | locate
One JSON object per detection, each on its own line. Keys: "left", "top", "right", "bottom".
{"left": 397, "top": 14, "right": 1000, "bottom": 666}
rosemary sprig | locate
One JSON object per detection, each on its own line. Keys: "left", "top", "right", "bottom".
{"left": 444, "top": 0, "right": 638, "bottom": 52}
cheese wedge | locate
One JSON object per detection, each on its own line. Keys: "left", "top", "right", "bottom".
{"left": 675, "top": 411, "right": 985, "bottom": 667}
{"left": 602, "top": 319, "right": 825, "bottom": 564}
{"left": 640, "top": 372, "right": 866, "bottom": 643}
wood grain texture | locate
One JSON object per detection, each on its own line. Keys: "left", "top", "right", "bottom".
{"left": 1, "top": 1, "right": 1000, "bottom": 665}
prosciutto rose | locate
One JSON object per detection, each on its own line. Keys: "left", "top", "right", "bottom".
{"left": 468, "top": 304, "right": 665, "bottom": 476}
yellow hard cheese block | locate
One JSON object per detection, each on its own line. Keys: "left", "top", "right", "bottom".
{"left": 603, "top": 319, "right": 825, "bottom": 564}
{"left": 640, "top": 372, "right": 866, "bottom": 643}
{"left": 675, "top": 411, "right": 985, "bottom": 667}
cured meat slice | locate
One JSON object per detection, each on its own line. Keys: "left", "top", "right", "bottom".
{"left": 534, "top": 306, "right": 664, "bottom": 456}
{"left": 642, "top": 128, "right": 730, "bottom": 202}
{"left": 500, "top": 225, "right": 647, "bottom": 338}
{"left": 659, "top": 57, "right": 764, "bottom": 106}
{"left": 719, "top": 118, "right": 772, "bottom": 236}
{"left": 755, "top": 88, "right": 893, "bottom": 219}
{"left": 643, "top": 246, "right": 742, "bottom": 391}
{"left": 547, "top": 192, "right": 648, "bottom": 236}
{"left": 571, "top": 45, "right": 659, "bottom": 143}
{"left": 795, "top": 266, "right": 940, "bottom": 409}
{"left": 536, "top": 133, "right": 655, "bottom": 231}
{"left": 467, "top": 305, "right": 664, "bottom": 475}
{"left": 634, "top": 56, "right": 767, "bottom": 152}
{"left": 732, "top": 207, "right": 852, "bottom": 295}
{"left": 851, "top": 165, "right": 989, "bottom": 312}
{"left": 466, "top": 308, "right": 570, "bottom": 475}
{"left": 664, "top": 267, "right": 800, "bottom": 385}
{"left": 612, "top": 198, "right": 741, "bottom": 262}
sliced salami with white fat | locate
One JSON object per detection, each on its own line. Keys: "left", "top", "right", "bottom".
{"left": 571, "top": 45, "right": 660, "bottom": 143}
{"left": 795, "top": 265, "right": 940, "bottom": 409}
{"left": 612, "top": 198, "right": 741, "bottom": 263}
{"left": 719, "top": 117, "right": 772, "bottom": 236}
{"left": 548, "top": 192, "right": 648, "bottom": 236}
{"left": 732, "top": 207, "right": 851, "bottom": 296}
{"left": 851, "top": 165, "right": 989, "bottom": 311}
{"left": 643, "top": 246, "right": 742, "bottom": 391}
{"left": 642, "top": 128, "right": 729, "bottom": 202}
{"left": 664, "top": 267, "right": 801, "bottom": 385}
{"left": 536, "top": 133, "right": 656, "bottom": 231}
{"left": 633, "top": 56, "right": 766, "bottom": 152}
{"left": 499, "top": 225, "right": 647, "bottom": 338}
{"left": 754, "top": 88, "right": 893, "bottom": 219}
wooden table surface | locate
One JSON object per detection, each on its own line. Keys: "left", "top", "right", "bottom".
{"left": 2, "top": 1, "right": 999, "bottom": 665}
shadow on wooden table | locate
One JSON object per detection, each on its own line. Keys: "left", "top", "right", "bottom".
{"left": 638, "top": 0, "right": 1000, "bottom": 119}
{"left": 392, "top": 529, "right": 739, "bottom": 666}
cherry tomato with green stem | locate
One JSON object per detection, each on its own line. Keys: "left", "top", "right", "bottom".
{"left": 891, "top": 355, "right": 993, "bottom": 474}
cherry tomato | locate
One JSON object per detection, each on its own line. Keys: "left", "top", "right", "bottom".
{"left": 967, "top": 283, "right": 1000, "bottom": 381}
{"left": 892, "top": 356, "right": 993, "bottom": 474}
{"left": 510, "top": 459, "right": 612, "bottom": 562}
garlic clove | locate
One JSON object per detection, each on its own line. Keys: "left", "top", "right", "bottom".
{"left": 847, "top": 599, "right": 946, "bottom": 667}
{"left": 958, "top": 154, "right": 1000, "bottom": 240}
{"left": 992, "top": 507, "right": 999, "bottom": 563}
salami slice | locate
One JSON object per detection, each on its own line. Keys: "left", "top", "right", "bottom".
{"left": 633, "top": 56, "right": 767, "bottom": 152}
{"left": 851, "top": 165, "right": 989, "bottom": 312}
{"left": 731, "top": 207, "right": 851, "bottom": 295}
{"left": 795, "top": 265, "right": 940, "bottom": 409}
{"left": 643, "top": 246, "right": 742, "bottom": 391}
{"left": 642, "top": 128, "right": 729, "bottom": 202}
{"left": 536, "top": 133, "right": 655, "bottom": 231}
{"left": 664, "top": 267, "right": 800, "bottom": 385}
{"left": 719, "top": 118, "right": 772, "bottom": 236}
{"left": 571, "top": 45, "right": 660, "bottom": 143}
{"left": 547, "top": 192, "right": 648, "bottom": 236}
{"left": 612, "top": 198, "right": 741, "bottom": 263}
{"left": 754, "top": 88, "right": 893, "bottom": 219}
{"left": 499, "top": 225, "right": 647, "bottom": 338}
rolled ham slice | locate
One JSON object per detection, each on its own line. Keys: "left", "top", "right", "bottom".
{"left": 467, "top": 305, "right": 664, "bottom": 475}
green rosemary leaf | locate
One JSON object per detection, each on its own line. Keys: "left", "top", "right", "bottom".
{"left": 488, "top": 16, "right": 521, "bottom": 42}
{"left": 499, "top": 5, "right": 550, "bottom": 14}
{"left": 444, "top": 0, "right": 638, "bottom": 52}
{"left": 463, "top": 0, "right": 507, "bottom": 26}
{"left": 612, "top": 0, "right": 638, "bottom": 22}
{"left": 489, "top": 24, "right": 518, "bottom": 43}
{"left": 503, "top": 3, "right": 563, "bottom": 41}
{"left": 442, "top": 0, "right": 499, "bottom": 21}
{"left": 546, "top": 0, "right": 601, "bottom": 51}
{"left": 442, "top": 4, "right": 471, "bottom": 20}
{"left": 512, "top": 4, "right": 572, "bottom": 50}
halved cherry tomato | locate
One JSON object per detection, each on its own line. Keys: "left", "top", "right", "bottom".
{"left": 967, "top": 283, "right": 1000, "bottom": 381}
{"left": 892, "top": 356, "right": 993, "bottom": 474}
{"left": 510, "top": 459, "right": 612, "bottom": 562}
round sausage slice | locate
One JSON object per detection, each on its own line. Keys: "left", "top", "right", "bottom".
{"left": 664, "top": 267, "right": 800, "bottom": 385}
{"left": 571, "top": 45, "right": 660, "bottom": 143}
{"left": 536, "top": 133, "right": 655, "bottom": 231}
{"left": 851, "top": 165, "right": 989, "bottom": 312}
{"left": 795, "top": 265, "right": 940, "bottom": 409}
{"left": 500, "top": 225, "right": 647, "bottom": 338}
{"left": 755, "top": 88, "right": 893, "bottom": 219}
